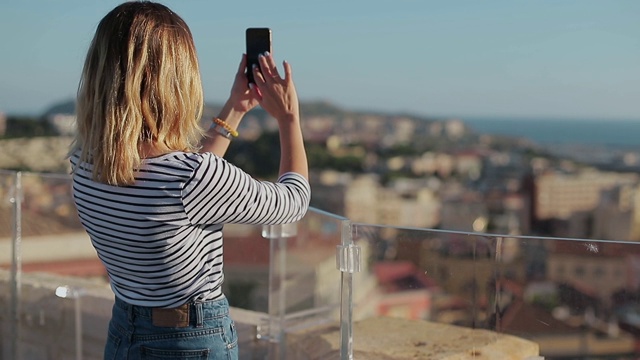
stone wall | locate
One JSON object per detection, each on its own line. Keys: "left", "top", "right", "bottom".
{"left": 286, "top": 317, "right": 540, "bottom": 359}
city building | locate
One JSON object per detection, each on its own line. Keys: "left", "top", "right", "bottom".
{"left": 535, "top": 169, "right": 638, "bottom": 221}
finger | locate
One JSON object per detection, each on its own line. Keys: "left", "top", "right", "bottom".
{"left": 264, "top": 52, "right": 280, "bottom": 78}
{"left": 283, "top": 60, "right": 292, "bottom": 83}
{"left": 248, "top": 82, "right": 262, "bottom": 99}
{"left": 252, "top": 63, "right": 267, "bottom": 86}
{"left": 258, "top": 54, "right": 274, "bottom": 80}
{"left": 236, "top": 53, "right": 247, "bottom": 75}
{"left": 236, "top": 54, "right": 250, "bottom": 87}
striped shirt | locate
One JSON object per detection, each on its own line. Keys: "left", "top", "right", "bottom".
{"left": 70, "top": 150, "right": 310, "bottom": 308}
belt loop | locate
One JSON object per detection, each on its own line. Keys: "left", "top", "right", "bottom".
{"left": 127, "top": 302, "right": 134, "bottom": 324}
{"left": 195, "top": 302, "right": 204, "bottom": 328}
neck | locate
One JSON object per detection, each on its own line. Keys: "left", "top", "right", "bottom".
{"left": 138, "top": 142, "right": 166, "bottom": 159}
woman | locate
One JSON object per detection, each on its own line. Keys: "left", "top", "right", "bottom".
{"left": 69, "top": 2, "right": 310, "bottom": 359}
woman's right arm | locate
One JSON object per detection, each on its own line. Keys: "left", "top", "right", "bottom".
{"left": 183, "top": 153, "right": 310, "bottom": 225}
{"left": 250, "top": 53, "right": 308, "bottom": 181}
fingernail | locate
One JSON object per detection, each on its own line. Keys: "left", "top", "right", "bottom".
{"left": 264, "top": 51, "right": 270, "bottom": 56}
{"left": 252, "top": 64, "right": 257, "bottom": 69}
{"left": 258, "top": 53, "right": 264, "bottom": 58}
{"left": 249, "top": 83, "right": 254, "bottom": 89}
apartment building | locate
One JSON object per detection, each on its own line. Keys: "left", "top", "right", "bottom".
{"left": 535, "top": 169, "right": 638, "bottom": 221}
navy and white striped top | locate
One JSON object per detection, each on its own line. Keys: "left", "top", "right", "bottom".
{"left": 70, "top": 151, "right": 310, "bottom": 308}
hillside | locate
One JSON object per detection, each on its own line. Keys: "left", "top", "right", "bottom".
{"left": 0, "top": 136, "right": 73, "bottom": 173}
{"left": 1, "top": 99, "right": 479, "bottom": 173}
{"left": 38, "top": 98, "right": 436, "bottom": 123}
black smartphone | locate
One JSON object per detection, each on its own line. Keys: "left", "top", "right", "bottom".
{"left": 246, "top": 27, "right": 272, "bottom": 84}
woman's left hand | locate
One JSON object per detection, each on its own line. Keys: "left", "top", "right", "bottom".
{"left": 227, "top": 54, "right": 260, "bottom": 113}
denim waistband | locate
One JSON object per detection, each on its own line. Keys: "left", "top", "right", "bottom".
{"left": 114, "top": 295, "right": 229, "bottom": 322}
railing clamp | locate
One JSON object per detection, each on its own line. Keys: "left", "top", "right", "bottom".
{"left": 336, "top": 220, "right": 361, "bottom": 273}
{"left": 336, "top": 243, "right": 361, "bottom": 273}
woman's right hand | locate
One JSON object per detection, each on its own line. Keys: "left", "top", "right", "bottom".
{"left": 250, "top": 52, "right": 308, "bottom": 180}
{"left": 250, "top": 52, "right": 300, "bottom": 123}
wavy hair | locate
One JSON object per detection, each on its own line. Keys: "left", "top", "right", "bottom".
{"left": 70, "top": 1, "right": 204, "bottom": 185}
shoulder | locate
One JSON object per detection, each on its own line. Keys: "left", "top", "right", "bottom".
{"left": 135, "top": 152, "right": 217, "bottom": 185}
{"left": 161, "top": 151, "right": 231, "bottom": 182}
{"left": 143, "top": 151, "right": 213, "bottom": 171}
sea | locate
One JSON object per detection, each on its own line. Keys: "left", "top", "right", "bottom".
{"left": 461, "top": 117, "right": 640, "bottom": 149}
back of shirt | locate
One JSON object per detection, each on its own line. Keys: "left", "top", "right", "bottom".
{"left": 70, "top": 150, "right": 310, "bottom": 308}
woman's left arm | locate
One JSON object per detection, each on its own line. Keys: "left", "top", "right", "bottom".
{"left": 200, "top": 54, "right": 259, "bottom": 157}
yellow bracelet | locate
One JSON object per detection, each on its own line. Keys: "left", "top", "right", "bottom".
{"left": 212, "top": 118, "right": 239, "bottom": 138}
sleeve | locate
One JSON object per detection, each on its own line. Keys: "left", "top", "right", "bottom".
{"left": 182, "top": 152, "right": 311, "bottom": 225}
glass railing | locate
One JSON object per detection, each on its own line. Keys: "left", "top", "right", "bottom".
{"left": 3, "top": 169, "right": 640, "bottom": 359}
{"left": 220, "top": 208, "right": 347, "bottom": 359}
{"left": 0, "top": 170, "right": 350, "bottom": 359}
{"left": 1, "top": 170, "right": 108, "bottom": 360}
{"left": 349, "top": 223, "right": 640, "bottom": 359}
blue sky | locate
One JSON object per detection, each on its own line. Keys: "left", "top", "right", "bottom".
{"left": 1, "top": 0, "right": 638, "bottom": 120}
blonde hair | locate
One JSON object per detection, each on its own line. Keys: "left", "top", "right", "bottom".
{"left": 71, "top": 1, "right": 204, "bottom": 185}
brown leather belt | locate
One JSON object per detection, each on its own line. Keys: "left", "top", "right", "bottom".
{"left": 151, "top": 303, "right": 190, "bottom": 327}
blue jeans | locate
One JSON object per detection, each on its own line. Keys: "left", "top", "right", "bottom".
{"left": 105, "top": 296, "right": 238, "bottom": 360}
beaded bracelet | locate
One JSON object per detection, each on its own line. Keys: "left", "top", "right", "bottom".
{"left": 209, "top": 118, "right": 238, "bottom": 140}
{"left": 213, "top": 118, "right": 239, "bottom": 137}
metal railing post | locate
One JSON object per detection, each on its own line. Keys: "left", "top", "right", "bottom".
{"left": 9, "top": 171, "right": 23, "bottom": 360}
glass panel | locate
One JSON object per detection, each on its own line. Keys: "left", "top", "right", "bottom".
{"left": 19, "top": 172, "right": 101, "bottom": 279}
{"left": 15, "top": 172, "right": 109, "bottom": 359}
{"left": 498, "top": 236, "right": 640, "bottom": 359}
{"left": 222, "top": 221, "right": 271, "bottom": 314}
{"left": 281, "top": 208, "right": 346, "bottom": 327}
{"left": 209, "top": 220, "right": 275, "bottom": 358}
{"left": 350, "top": 222, "right": 640, "bottom": 359}
{"left": 10, "top": 171, "right": 280, "bottom": 359}
{"left": 217, "top": 208, "right": 347, "bottom": 358}
{"left": 2, "top": 170, "right": 350, "bottom": 359}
